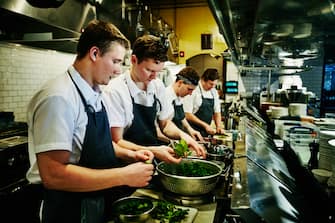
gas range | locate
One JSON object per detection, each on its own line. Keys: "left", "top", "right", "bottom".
{"left": 0, "top": 121, "right": 29, "bottom": 189}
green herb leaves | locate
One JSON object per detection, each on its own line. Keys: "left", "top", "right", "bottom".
{"left": 172, "top": 139, "right": 192, "bottom": 158}
{"left": 151, "top": 200, "right": 189, "bottom": 223}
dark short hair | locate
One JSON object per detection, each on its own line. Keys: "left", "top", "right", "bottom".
{"left": 76, "top": 20, "right": 130, "bottom": 59}
{"left": 132, "top": 35, "right": 168, "bottom": 63}
{"left": 176, "top": 66, "right": 200, "bottom": 86}
{"left": 202, "top": 68, "right": 219, "bottom": 81}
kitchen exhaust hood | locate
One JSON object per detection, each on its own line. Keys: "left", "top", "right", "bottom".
{"left": 208, "top": 0, "right": 335, "bottom": 72}
{"left": 0, "top": 0, "right": 175, "bottom": 55}
{"left": 0, "top": 0, "right": 96, "bottom": 53}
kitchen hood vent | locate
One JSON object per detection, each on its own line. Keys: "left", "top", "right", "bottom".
{"left": 0, "top": 0, "right": 96, "bottom": 53}
{"left": 26, "top": 0, "right": 66, "bottom": 8}
{"left": 208, "top": 0, "right": 335, "bottom": 72}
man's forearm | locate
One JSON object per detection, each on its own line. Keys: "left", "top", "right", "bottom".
{"left": 214, "top": 113, "right": 223, "bottom": 128}
{"left": 185, "top": 113, "right": 209, "bottom": 129}
{"left": 161, "top": 120, "right": 182, "bottom": 139}
{"left": 117, "top": 139, "right": 147, "bottom": 151}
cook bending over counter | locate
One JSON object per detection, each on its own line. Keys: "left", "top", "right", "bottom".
{"left": 104, "top": 35, "right": 206, "bottom": 164}
{"left": 183, "top": 68, "right": 225, "bottom": 136}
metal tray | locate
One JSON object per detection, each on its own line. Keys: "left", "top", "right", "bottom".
{"left": 0, "top": 136, "right": 28, "bottom": 149}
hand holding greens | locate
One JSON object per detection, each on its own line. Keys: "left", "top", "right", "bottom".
{"left": 172, "top": 139, "right": 192, "bottom": 158}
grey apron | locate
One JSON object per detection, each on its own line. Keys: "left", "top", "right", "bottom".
{"left": 42, "top": 72, "right": 117, "bottom": 223}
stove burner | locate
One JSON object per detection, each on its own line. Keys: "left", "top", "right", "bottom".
{"left": 163, "top": 190, "right": 215, "bottom": 206}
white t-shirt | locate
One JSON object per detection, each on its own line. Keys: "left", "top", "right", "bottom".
{"left": 183, "top": 83, "right": 221, "bottom": 114}
{"left": 165, "top": 85, "right": 184, "bottom": 119}
{"left": 104, "top": 71, "right": 172, "bottom": 129}
{"left": 26, "top": 66, "right": 112, "bottom": 183}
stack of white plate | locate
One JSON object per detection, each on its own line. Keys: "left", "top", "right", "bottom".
{"left": 314, "top": 118, "right": 335, "bottom": 131}
{"left": 318, "top": 131, "right": 335, "bottom": 171}
{"left": 289, "top": 103, "right": 307, "bottom": 116}
{"left": 270, "top": 106, "right": 289, "bottom": 119}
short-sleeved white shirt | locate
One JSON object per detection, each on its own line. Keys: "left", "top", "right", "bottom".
{"left": 183, "top": 83, "right": 221, "bottom": 114}
{"left": 104, "top": 71, "right": 172, "bottom": 129}
{"left": 165, "top": 85, "right": 184, "bottom": 119}
{"left": 26, "top": 66, "right": 112, "bottom": 183}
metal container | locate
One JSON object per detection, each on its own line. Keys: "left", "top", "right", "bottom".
{"left": 156, "top": 159, "right": 222, "bottom": 196}
{"left": 111, "top": 196, "right": 154, "bottom": 223}
{"left": 206, "top": 144, "right": 231, "bottom": 161}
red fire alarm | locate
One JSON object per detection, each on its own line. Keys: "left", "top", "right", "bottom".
{"left": 179, "top": 51, "right": 185, "bottom": 57}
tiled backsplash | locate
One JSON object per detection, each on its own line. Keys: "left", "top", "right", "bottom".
{"left": 0, "top": 42, "right": 75, "bottom": 122}
{"left": 0, "top": 42, "right": 323, "bottom": 123}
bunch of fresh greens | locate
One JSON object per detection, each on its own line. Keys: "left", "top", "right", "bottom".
{"left": 114, "top": 198, "right": 152, "bottom": 215}
{"left": 172, "top": 139, "right": 192, "bottom": 158}
{"left": 175, "top": 161, "right": 218, "bottom": 177}
{"left": 151, "top": 200, "right": 189, "bottom": 223}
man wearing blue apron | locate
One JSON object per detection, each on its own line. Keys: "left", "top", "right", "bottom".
{"left": 184, "top": 68, "right": 225, "bottom": 136}
{"left": 165, "top": 67, "right": 203, "bottom": 141}
{"left": 104, "top": 35, "right": 206, "bottom": 163}
{"left": 26, "top": 20, "right": 154, "bottom": 223}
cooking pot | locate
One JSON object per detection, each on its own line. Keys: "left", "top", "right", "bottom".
{"left": 156, "top": 159, "right": 222, "bottom": 196}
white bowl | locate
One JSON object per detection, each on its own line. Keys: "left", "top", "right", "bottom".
{"left": 312, "top": 169, "right": 333, "bottom": 184}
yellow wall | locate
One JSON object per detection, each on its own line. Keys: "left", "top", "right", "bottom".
{"left": 158, "top": 6, "right": 227, "bottom": 64}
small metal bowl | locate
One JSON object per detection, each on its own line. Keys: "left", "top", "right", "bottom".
{"left": 111, "top": 196, "right": 154, "bottom": 223}
{"left": 206, "top": 144, "right": 231, "bottom": 161}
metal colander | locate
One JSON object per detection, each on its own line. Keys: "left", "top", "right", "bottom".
{"left": 156, "top": 159, "right": 222, "bottom": 196}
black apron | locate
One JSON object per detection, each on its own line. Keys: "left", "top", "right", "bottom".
{"left": 123, "top": 93, "right": 161, "bottom": 146}
{"left": 42, "top": 72, "right": 117, "bottom": 223}
{"left": 172, "top": 99, "right": 185, "bottom": 130}
{"left": 191, "top": 88, "right": 215, "bottom": 136}
{"left": 123, "top": 78, "right": 164, "bottom": 146}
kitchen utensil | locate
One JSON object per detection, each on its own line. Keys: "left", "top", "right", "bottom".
{"left": 156, "top": 159, "right": 222, "bottom": 196}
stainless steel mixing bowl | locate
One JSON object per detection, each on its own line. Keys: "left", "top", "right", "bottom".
{"left": 156, "top": 159, "right": 222, "bottom": 196}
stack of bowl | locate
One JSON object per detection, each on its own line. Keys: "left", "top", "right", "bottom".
{"left": 319, "top": 130, "right": 335, "bottom": 187}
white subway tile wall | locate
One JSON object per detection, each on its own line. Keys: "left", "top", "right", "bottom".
{"left": 0, "top": 42, "right": 75, "bottom": 122}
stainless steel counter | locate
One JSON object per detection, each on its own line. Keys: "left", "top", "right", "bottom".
{"left": 230, "top": 113, "right": 334, "bottom": 223}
